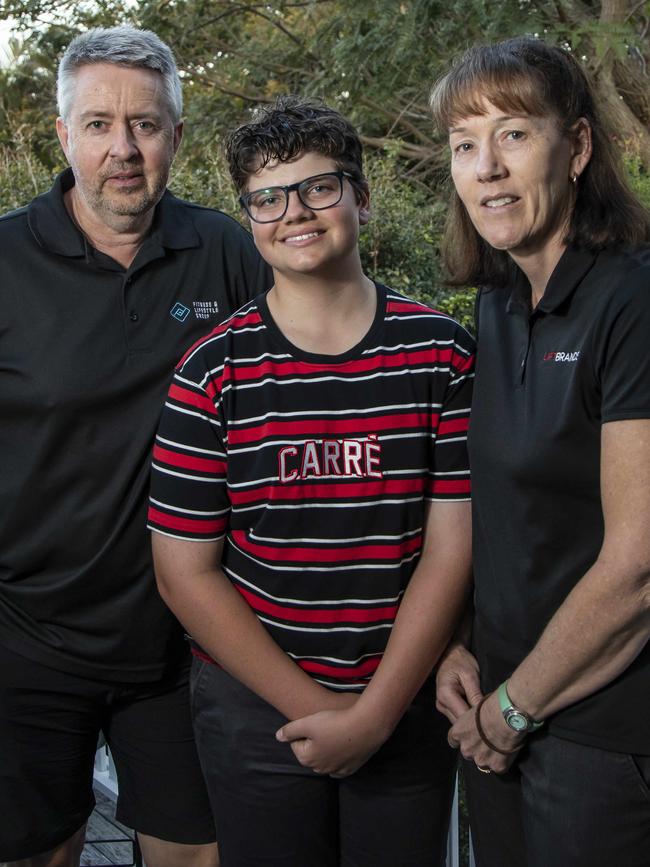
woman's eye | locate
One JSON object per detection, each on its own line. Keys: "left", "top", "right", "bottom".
{"left": 506, "top": 130, "right": 525, "bottom": 141}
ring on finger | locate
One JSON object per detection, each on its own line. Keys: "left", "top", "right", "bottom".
{"left": 476, "top": 764, "right": 492, "bottom": 774}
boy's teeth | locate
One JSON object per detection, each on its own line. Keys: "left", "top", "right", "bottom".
{"left": 486, "top": 197, "right": 516, "bottom": 208}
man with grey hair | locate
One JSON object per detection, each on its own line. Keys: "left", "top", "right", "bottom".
{"left": 0, "top": 24, "right": 269, "bottom": 867}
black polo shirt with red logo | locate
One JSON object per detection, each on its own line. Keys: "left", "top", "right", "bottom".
{"left": 469, "top": 245, "right": 650, "bottom": 754}
{"left": 0, "top": 168, "right": 271, "bottom": 682}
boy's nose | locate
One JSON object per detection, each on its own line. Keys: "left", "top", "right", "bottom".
{"left": 284, "top": 188, "right": 313, "bottom": 220}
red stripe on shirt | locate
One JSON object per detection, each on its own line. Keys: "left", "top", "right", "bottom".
{"left": 232, "top": 529, "right": 421, "bottom": 563}
{"left": 229, "top": 348, "right": 458, "bottom": 384}
{"left": 236, "top": 583, "right": 399, "bottom": 624}
{"left": 228, "top": 478, "right": 425, "bottom": 504}
{"left": 227, "top": 412, "right": 439, "bottom": 445}
{"left": 437, "top": 417, "right": 470, "bottom": 436}
{"left": 168, "top": 383, "right": 217, "bottom": 415}
{"left": 153, "top": 445, "right": 226, "bottom": 474}
{"left": 298, "top": 656, "right": 382, "bottom": 678}
{"left": 429, "top": 479, "right": 471, "bottom": 495}
{"left": 148, "top": 507, "right": 227, "bottom": 535}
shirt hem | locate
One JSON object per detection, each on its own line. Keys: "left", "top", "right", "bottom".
{"left": 0, "top": 635, "right": 188, "bottom": 684}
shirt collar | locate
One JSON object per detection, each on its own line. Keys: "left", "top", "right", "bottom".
{"left": 506, "top": 246, "right": 598, "bottom": 317}
{"left": 27, "top": 167, "right": 200, "bottom": 258}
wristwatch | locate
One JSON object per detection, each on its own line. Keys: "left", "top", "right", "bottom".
{"left": 498, "top": 681, "right": 544, "bottom": 733}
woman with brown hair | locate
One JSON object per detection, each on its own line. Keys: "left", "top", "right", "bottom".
{"left": 430, "top": 37, "right": 650, "bottom": 867}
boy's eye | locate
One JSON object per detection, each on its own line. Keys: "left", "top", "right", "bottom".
{"left": 303, "top": 178, "right": 337, "bottom": 197}
{"left": 250, "top": 190, "right": 284, "bottom": 209}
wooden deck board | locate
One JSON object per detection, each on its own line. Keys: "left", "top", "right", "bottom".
{"left": 81, "top": 788, "right": 138, "bottom": 867}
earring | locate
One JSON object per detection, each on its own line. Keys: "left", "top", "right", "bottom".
{"left": 571, "top": 174, "right": 578, "bottom": 184}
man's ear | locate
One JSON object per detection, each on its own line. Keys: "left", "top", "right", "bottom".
{"left": 172, "top": 121, "right": 184, "bottom": 155}
{"left": 56, "top": 117, "right": 71, "bottom": 160}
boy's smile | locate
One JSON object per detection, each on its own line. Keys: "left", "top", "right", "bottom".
{"left": 245, "top": 152, "right": 369, "bottom": 283}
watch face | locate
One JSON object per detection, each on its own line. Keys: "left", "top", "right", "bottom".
{"left": 505, "top": 711, "right": 529, "bottom": 732}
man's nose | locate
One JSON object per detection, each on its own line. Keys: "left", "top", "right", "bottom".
{"left": 108, "top": 124, "right": 139, "bottom": 161}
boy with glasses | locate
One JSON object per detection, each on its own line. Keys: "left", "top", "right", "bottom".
{"left": 148, "top": 96, "right": 474, "bottom": 867}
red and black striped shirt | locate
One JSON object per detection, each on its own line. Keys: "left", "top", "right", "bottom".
{"left": 148, "top": 284, "right": 475, "bottom": 689}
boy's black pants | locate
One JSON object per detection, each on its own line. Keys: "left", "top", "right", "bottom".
{"left": 190, "top": 660, "right": 457, "bottom": 867}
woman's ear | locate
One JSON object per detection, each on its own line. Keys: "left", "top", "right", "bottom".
{"left": 569, "top": 117, "right": 593, "bottom": 181}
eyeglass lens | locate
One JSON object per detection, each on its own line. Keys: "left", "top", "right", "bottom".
{"left": 245, "top": 173, "right": 344, "bottom": 222}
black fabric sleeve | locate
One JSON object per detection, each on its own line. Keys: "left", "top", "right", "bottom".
{"left": 599, "top": 266, "right": 650, "bottom": 422}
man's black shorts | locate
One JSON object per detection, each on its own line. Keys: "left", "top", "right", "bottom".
{"left": 0, "top": 644, "right": 215, "bottom": 861}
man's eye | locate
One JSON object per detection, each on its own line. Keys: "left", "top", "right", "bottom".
{"left": 88, "top": 121, "right": 105, "bottom": 130}
{"left": 136, "top": 121, "right": 155, "bottom": 131}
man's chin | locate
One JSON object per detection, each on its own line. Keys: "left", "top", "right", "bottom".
{"left": 99, "top": 191, "right": 161, "bottom": 219}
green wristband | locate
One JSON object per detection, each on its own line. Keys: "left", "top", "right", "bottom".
{"left": 498, "top": 681, "right": 544, "bottom": 733}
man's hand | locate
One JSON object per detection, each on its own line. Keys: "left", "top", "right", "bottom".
{"left": 448, "top": 690, "right": 524, "bottom": 774}
{"left": 435, "top": 643, "right": 483, "bottom": 724}
{"left": 276, "top": 702, "right": 390, "bottom": 778}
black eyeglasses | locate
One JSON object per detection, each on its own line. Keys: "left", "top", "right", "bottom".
{"left": 240, "top": 170, "right": 355, "bottom": 223}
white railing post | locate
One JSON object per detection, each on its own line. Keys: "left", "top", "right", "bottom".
{"left": 446, "top": 774, "right": 460, "bottom": 867}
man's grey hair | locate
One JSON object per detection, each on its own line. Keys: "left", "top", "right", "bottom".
{"left": 57, "top": 25, "right": 183, "bottom": 123}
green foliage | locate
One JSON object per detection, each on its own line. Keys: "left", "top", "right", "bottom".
{"left": 624, "top": 155, "right": 650, "bottom": 211}
{"left": 0, "top": 0, "right": 648, "bottom": 335}
{"left": 435, "top": 288, "right": 476, "bottom": 334}
{"left": 0, "top": 146, "right": 56, "bottom": 211}
{"left": 360, "top": 147, "right": 445, "bottom": 303}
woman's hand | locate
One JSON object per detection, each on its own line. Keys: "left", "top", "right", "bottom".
{"left": 448, "top": 691, "right": 524, "bottom": 774}
{"left": 276, "top": 702, "right": 391, "bottom": 778}
{"left": 436, "top": 642, "right": 483, "bottom": 724}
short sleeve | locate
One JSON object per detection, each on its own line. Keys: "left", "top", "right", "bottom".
{"left": 147, "top": 366, "right": 230, "bottom": 541}
{"left": 600, "top": 268, "right": 650, "bottom": 423}
{"left": 427, "top": 323, "right": 475, "bottom": 500}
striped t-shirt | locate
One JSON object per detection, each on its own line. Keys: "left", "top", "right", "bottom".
{"left": 148, "top": 283, "right": 475, "bottom": 690}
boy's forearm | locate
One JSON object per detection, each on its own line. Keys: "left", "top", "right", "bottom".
{"left": 355, "top": 503, "right": 472, "bottom": 734}
{"left": 357, "top": 556, "right": 471, "bottom": 734}
{"left": 156, "top": 557, "right": 353, "bottom": 719}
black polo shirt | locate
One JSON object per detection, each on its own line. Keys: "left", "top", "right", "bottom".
{"left": 0, "top": 168, "right": 271, "bottom": 682}
{"left": 469, "top": 245, "right": 650, "bottom": 754}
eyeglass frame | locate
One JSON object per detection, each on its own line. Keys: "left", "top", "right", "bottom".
{"left": 239, "top": 170, "right": 358, "bottom": 224}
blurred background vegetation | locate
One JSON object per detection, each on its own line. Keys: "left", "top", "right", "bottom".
{"left": 1, "top": 0, "right": 649, "bottom": 330}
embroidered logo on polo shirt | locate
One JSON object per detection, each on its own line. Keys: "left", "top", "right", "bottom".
{"left": 170, "top": 303, "right": 191, "bottom": 322}
{"left": 193, "top": 300, "right": 220, "bottom": 320}
{"left": 543, "top": 351, "right": 581, "bottom": 363}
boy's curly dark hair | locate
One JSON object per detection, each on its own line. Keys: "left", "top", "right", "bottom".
{"left": 225, "top": 95, "right": 366, "bottom": 195}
